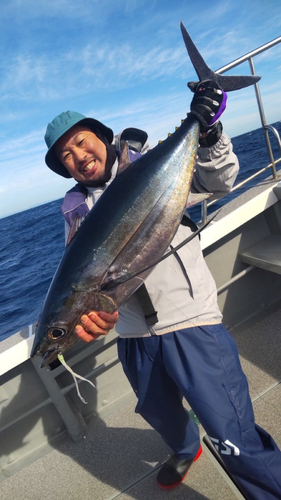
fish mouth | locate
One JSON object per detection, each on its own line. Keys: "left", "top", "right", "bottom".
{"left": 40, "top": 349, "right": 60, "bottom": 368}
{"left": 30, "top": 341, "right": 57, "bottom": 362}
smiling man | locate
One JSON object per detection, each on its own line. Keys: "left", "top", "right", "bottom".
{"left": 44, "top": 84, "right": 281, "bottom": 499}
{"left": 46, "top": 112, "right": 117, "bottom": 188}
{"left": 55, "top": 125, "right": 108, "bottom": 185}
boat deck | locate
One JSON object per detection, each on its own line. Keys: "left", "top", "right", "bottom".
{"left": 1, "top": 300, "right": 280, "bottom": 500}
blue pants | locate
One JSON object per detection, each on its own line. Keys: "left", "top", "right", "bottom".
{"left": 117, "top": 324, "right": 281, "bottom": 500}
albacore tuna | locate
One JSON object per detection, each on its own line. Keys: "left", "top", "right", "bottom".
{"left": 31, "top": 22, "right": 260, "bottom": 366}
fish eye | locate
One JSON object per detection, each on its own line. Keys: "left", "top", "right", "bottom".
{"left": 48, "top": 328, "right": 67, "bottom": 340}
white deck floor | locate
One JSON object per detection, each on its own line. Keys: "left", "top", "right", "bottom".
{"left": 1, "top": 301, "right": 281, "bottom": 500}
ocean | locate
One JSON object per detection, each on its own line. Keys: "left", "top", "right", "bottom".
{"left": 1, "top": 121, "right": 281, "bottom": 341}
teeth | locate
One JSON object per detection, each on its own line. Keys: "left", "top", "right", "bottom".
{"left": 83, "top": 160, "right": 95, "bottom": 172}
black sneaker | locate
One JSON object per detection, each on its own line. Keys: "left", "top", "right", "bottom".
{"left": 157, "top": 445, "right": 202, "bottom": 490}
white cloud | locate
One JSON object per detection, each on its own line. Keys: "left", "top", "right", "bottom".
{"left": 0, "top": 0, "right": 280, "bottom": 218}
{"left": 0, "top": 40, "right": 187, "bottom": 103}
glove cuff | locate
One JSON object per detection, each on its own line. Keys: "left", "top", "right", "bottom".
{"left": 199, "top": 121, "right": 223, "bottom": 147}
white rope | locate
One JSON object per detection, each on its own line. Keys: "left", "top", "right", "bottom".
{"left": 57, "top": 352, "right": 96, "bottom": 404}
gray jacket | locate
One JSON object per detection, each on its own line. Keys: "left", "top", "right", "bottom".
{"left": 68, "top": 129, "right": 239, "bottom": 337}
{"left": 115, "top": 131, "right": 239, "bottom": 336}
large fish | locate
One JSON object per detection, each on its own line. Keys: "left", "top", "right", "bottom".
{"left": 31, "top": 22, "right": 260, "bottom": 366}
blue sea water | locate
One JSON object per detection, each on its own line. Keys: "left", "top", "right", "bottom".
{"left": 0, "top": 122, "right": 281, "bottom": 341}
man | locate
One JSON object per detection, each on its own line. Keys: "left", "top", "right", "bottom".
{"left": 45, "top": 82, "right": 281, "bottom": 499}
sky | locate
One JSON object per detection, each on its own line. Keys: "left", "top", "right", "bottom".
{"left": 0, "top": 0, "right": 281, "bottom": 218}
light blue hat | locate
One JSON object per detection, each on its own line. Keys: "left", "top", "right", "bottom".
{"left": 45, "top": 110, "right": 114, "bottom": 178}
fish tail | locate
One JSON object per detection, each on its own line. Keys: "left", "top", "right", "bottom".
{"left": 180, "top": 21, "right": 261, "bottom": 92}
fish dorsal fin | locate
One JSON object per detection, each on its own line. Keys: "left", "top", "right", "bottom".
{"left": 66, "top": 215, "right": 86, "bottom": 246}
{"left": 117, "top": 142, "right": 131, "bottom": 175}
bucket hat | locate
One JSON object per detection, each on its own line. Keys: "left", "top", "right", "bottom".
{"left": 45, "top": 110, "right": 114, "bottom": 178}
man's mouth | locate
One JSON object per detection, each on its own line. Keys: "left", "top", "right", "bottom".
{"left": 82, "top": 159, "right": 96, "bottom": 173}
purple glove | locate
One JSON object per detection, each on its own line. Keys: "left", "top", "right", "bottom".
{"left": 190, "top": 80, "right": 227, "bottom": 131}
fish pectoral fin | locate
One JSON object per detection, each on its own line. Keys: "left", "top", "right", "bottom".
{"left": 117, "top": 142, "right": 131, "bottom": 174}
{"left": 100, "top": 272, "right": 132, "bottom": 291}
{"left": 100, "top": 279, "right": 123, "bottom": 291}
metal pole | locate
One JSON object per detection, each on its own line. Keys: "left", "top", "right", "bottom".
{"left": 248, "top": 57, "right": 278, "bottom": 179}
{"left": 31, "top": 356, "right": 86, "bottom": 442}
{"left": 201, "top": 199, "right": 208, "bottom": 225}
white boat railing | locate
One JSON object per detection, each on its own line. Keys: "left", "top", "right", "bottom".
{"left": 201, "top": 35, "right": 281, "bottom": 224}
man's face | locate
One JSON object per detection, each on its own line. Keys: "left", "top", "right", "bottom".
{"left": 55, "top": 125, "right": 108, "bottom": 185}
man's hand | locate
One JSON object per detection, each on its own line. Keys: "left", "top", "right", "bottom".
{"left": 190, "top": 80, "right": 227, "bottom": 131}
{"left": 75, "top": 311, "right": 119, "bottom": 342}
